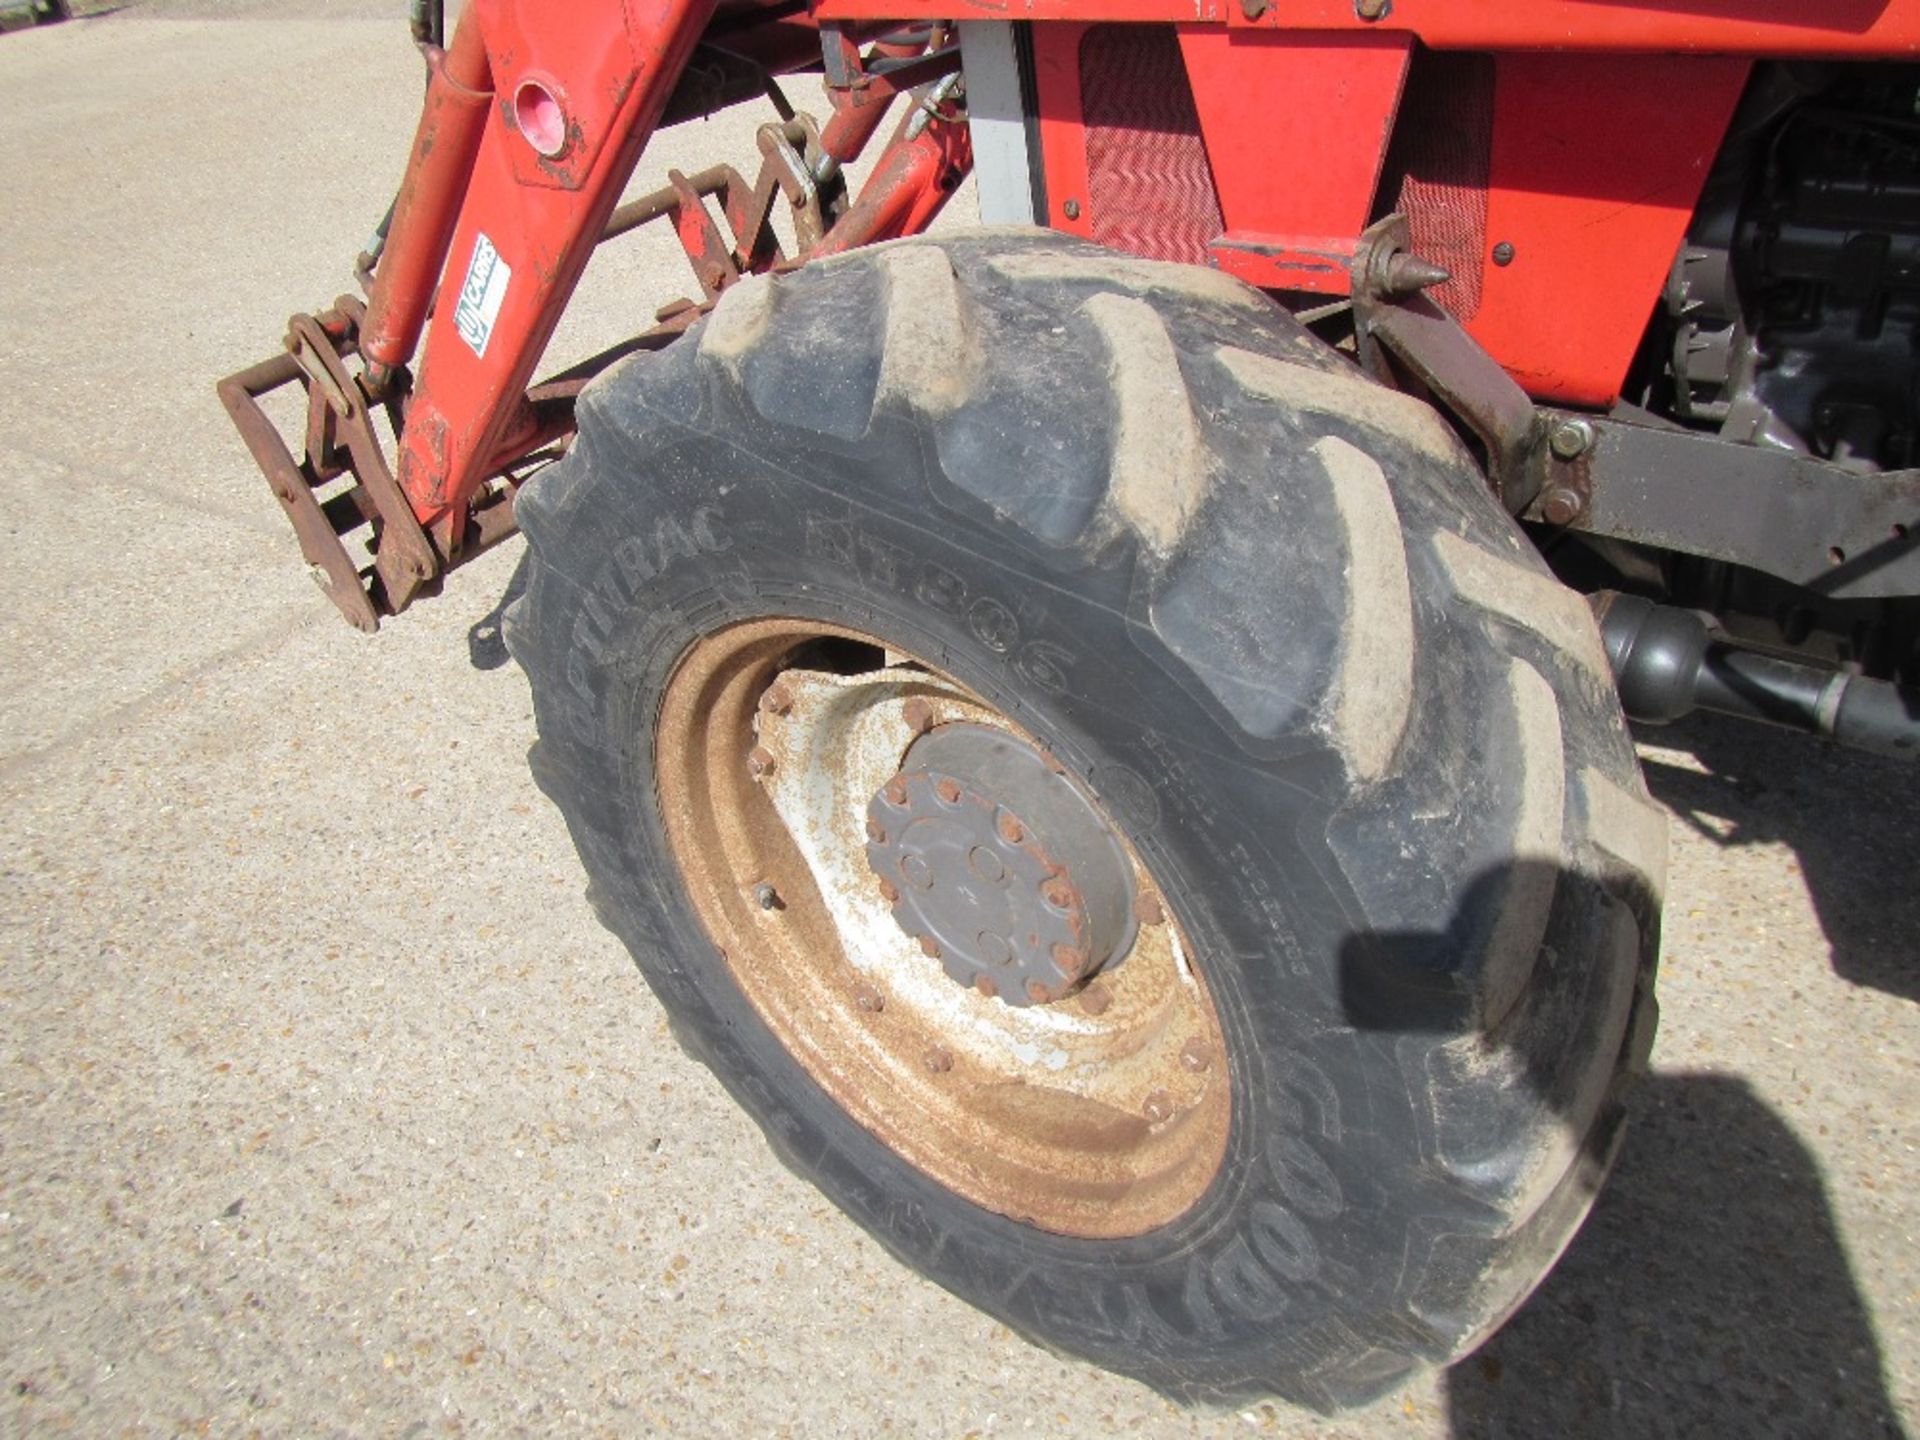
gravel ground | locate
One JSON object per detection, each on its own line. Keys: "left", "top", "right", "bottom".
{"left": 0, "top": 9, "right": 1914, "bottom": 1437}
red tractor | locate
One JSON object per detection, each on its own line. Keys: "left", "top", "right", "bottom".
{"left": 219, "top": 0, "right": 1920, "bottom": 1410}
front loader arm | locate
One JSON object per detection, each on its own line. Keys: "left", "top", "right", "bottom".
{"left": 386, "top": 0, "right": 718, "bottom": 554}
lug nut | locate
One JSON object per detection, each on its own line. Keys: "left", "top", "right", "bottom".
{"left": 1050, "top": 943, "right": 1085, "bottom": 979}
{"left": 753, "top": 883, "right": 780, "bottom": 911}
{"left": 1133, "top": 894, "right": 1166, "bottom": 927}
{"left": 877, "top": 878, "right": 899, "bottom": 904}
{"left": 760, "top": 683, "right": 793, "bottom": 716}
{"left": 901, "top": 697, "right": 934, "bottom": 735}
{"left": 935, "top": 777, "right": 963, "bottom": 804}
{"left": 1180, "top": 1039, "right": 1211, "bottom": 1073}
{"left": 866, "top": 817, "right": 887, "bottom": 843}
{"left": 854, "top": 985, "right": 884, "bottom": 1013}
{"left": 996, "top": 813, "right": 1025, "bottom": 844}
{"left": 883, "top": 777, "right": 909, "bottom": 806}
{"left": 924, "top": 1048, "right": 954, "bottom": 1074}
{"left": 1078, "top": 984, "right": 1112, "bottom": 1017}
{"left": 919, "top": 936, "right": 942, "bottom": 959}
{"left": 1043, "top": 879, "right": 1076, "bottom": 910}
{"left": 1025, "top": 980, "right": 1053, "bottom": 1004}
{"left": 975, "top": 974, "right": 999, "bottom": 1000}
{"left": 747, "top": 747, "right": 776, "bottom": 778}
{"left": 1143, "top": 1091, "right": 1176, "bottom": 1124}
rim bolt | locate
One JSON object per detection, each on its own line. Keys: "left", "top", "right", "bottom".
{"left": 1078, "top": 984, "right": 1112, "bottom": 1016}
{"left": 883, "top": 777, "right": 909, "bottom": 807}
{"left": 759, "top": 683, "right": 793, "bottom": 716}
{"left": 747, "top": 747, "right": 775, "bottom": 778}
{"left": 877, "top": 878, "right": 899, "bottom": 904}
{"left": 996, "top": 812, "right": 1025, "bottom": 844}
{"left": 1180, "top": 1040, "right": 1211, "bottom": 1073}
{"left": 919, "top": 936, "right": 942, "bottom": 959}
{"left": 753, "top": 883, "right": 780, "bottom": 911}
{"left": 1042, "top": 879, "right": 1075, "bottom": 910}
{"left": 1143, "top": 1091, "right": 1176, "bottom": 1124}
{"left": 901, "top": 697, "right": 934, "bottom": 735}
{"left": 974, "top": 974, "right": 999, "bottom": 1000}
{"left": 1025, "top": 979, "right": 1052, "bottom": 1004}
{"left": 866, "top": 817, "right": 887, "bottom": 843}
{"left": 1050, "top": 943, "right": 1085, "bottom": 979}
{"left": 923, "top": 1048, "right": 954, "bottom": 1074}
{"left": 1133, "top": 894, "right": 1165, "bottom": 927}
{"left": 935, "top": 777, "right": 963, "bottom": 805}
{"left": 854, "top": 985, "right": 884, "bottom": 1014}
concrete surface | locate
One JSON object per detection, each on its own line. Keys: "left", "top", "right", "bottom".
{"left": 0, "top": 9, "right": 1914, "bottom": 1437}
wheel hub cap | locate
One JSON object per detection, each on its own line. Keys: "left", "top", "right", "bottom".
{"left": 865, "top": 723, "right": 1138, "bottom": 1005}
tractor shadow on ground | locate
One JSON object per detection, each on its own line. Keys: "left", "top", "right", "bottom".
{"left": 1443, "top": 1072, "right": 1906, "bottom": 1439}
{"left": 1634, "top": 709, "right": 1920, "bottom": 1003}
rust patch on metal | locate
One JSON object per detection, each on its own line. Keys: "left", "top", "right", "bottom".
{"left": 652, "top": 618, "right": 1231, "bottom": 1239}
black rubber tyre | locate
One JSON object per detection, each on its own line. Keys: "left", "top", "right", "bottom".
{"left": 505, "top": 230, "right": 1669, "bottom": 1411}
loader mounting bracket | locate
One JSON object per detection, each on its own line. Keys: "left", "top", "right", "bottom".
{"left": 216, "top": 296, "right": 520, "bottom": 632}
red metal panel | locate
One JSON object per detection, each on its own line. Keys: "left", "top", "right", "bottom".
{"left": 1460, "top": 53, "right": 1750, "bottom": 406}
{"left": 1178, "top": 28, "right": 1408, "bottom": 294}
{"left": 814, "top": 0, "right": 1920, "bottom": 56}
{"left": 1030, "top": 22, "right": 1096, "bottom": 235}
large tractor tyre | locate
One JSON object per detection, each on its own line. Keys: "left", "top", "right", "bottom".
{"left": 505, "top": 230, "right": 1669, "bottom": 1411}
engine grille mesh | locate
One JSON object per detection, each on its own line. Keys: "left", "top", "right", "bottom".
{"left": 1387, "top": 52, "right": 1496, "bottom": 322}
{"left": 1080, "top": 25, "right": 1223, "bottom": 266}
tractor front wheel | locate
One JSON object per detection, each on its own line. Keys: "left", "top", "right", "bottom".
{"left": 506, "top": 231, "right": 1668, "bottom": 1411}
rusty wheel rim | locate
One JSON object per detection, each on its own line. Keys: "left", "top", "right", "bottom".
{"left": 655, "top": 619, "right": 1230, "bottom": 1239}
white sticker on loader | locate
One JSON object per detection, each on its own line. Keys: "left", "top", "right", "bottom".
{"left": 454, "top": 232, "right": 511, "bottom": 358}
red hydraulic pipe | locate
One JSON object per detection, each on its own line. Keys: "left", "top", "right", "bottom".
{"left": 359, "top": 14, "right": 494, "bottom": 383}
{"left": 817, "top": 34, "right": 927, "bottom": 164}
{"left": 812, "top": 101, "right": 972, "bottom": 257}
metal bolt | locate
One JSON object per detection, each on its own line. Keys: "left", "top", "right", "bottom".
{"left": 1043, "top": 879, "right": 1076, "bottom": 910}
{"left": 1540, "top": 485, "right": 1586, "bottom": 527}
{"left": 1492, "top": 241, "right": 1516, "bottom": 267}
{"left": 1238, "top": 0, "right": 1269, "bottom": 17}
{"left": 901, "top": 697, "right": 934, "bottom": 735}
{"left": 1050, "top": 943, "right": 1085, "bottom": 978}
{"left": 1025, "top": 980, "right": 1053, "bottom": 1004}
{"left": 760, "top": 683, "right": 793, "bottom": 716}
{"left": 1062, "top": 199, "right": 1082, "bottom": 221}
{"left": 935, "top": 777, "right": 963, "bottom": 805}
{"left": 924, "top": 1048, "right": 954, "bottom": 1074}
{"left": 975, "top": 974, "right": 999, "bottom": 1000}
{"left": 1382, "top": 251, "right": 1450, "bottom": 296}
{"left": 1355, "top": 0, "right": 1391, "bottom": 19}
{"left": 854, "top": 985, "right": 884, "bottom": 1013}
{"left": 747, "top": 747, "right": 776, "bottom": 778}
{"left": 996, "top": 813, "right": 1025, "bottom": 844}
{"left": 1133, "top": 894, "right": 1166, "bottom": 927}
{"left": 919, "top": 936, "right": 942, "bottom": 959}
{"left": 753, "top": 883, "right": 780, "bottom": 911}
{"left": 1078, "top": 984, "right": 1112, "bottom": 1017}
{"left": 1180, "top": 1039, "right": 1211, "bottom": 1073}
{"left": 1143, "top": 1090, "right": 1176, "bottom": 1124}
{"left": 883, "top": 777, "right": 909, "bottom": 806}
{"left": 1548, "top": 418, "right": 1595, "bottom": 461}
{"left": 866, "top": 817, "right": 887, "bottom": 843}
{"left": 878, "top": 878, "right": 899, "bottom": 904}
